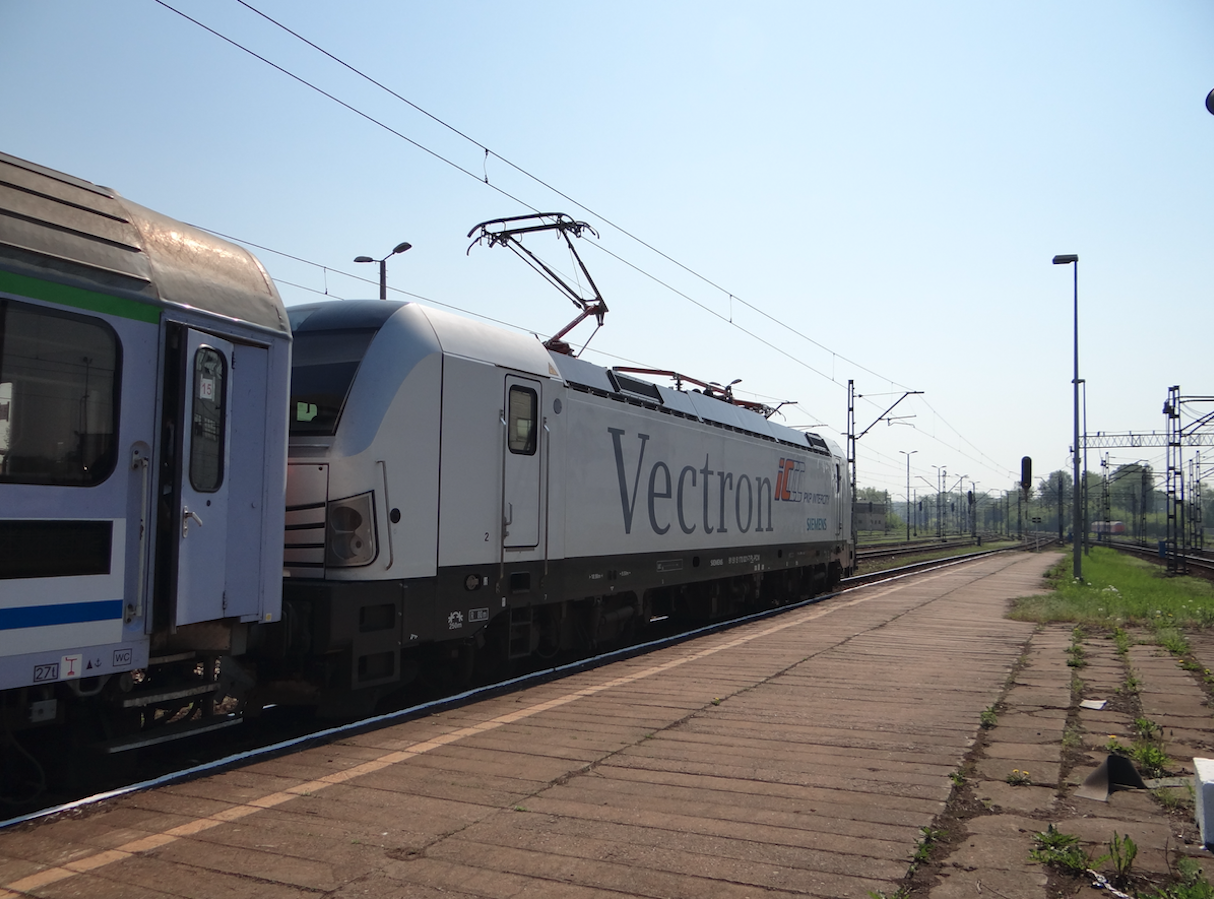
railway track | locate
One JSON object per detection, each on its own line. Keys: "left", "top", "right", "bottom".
{"left": 857, "top": 536, "right": 982, "bottom": 562}
{"left": 1107, "top": 539, "right": 1214, "bottom": 580}
{"left": 0, "top": 543, "right": 1028, "bottom": 831}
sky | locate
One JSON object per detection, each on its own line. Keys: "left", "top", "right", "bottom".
{"left": 3, "top": 1, "right": 1213, "bottom": 507}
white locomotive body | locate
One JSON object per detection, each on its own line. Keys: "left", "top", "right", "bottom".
{"left": 276, "top": 300, "right": 853, "bottom": 702}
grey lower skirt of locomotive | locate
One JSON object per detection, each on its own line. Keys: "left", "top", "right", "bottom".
{"left": 262, "top": 542, "right": 846, "bottom": 716}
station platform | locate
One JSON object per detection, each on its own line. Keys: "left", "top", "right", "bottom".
{"left": 0, "top": 552, "right": 1056, "bottom": 899}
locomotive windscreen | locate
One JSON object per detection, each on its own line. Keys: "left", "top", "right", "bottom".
{"left": 288, "top": 301, "right": 403, "bottom": 436}
{"left": 289, "top": 329, "right": 381, "bottom": 435}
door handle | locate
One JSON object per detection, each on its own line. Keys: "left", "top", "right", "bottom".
{"left": 182, "top": 508, "right": 203, "bottom": 538}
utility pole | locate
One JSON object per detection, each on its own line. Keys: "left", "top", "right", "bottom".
{"left": 1052, "top": 252, "right": 1082, "bottom": 580}
{"left": 900, "top": 450, "right": 918, "bottom": 542}
{"left": 1057, "top": 476, "right": 1064, "bottom": 543}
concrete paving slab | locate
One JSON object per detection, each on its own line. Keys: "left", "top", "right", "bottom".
{"left": 982, "top": 741, "right": 1066, "bottom": 763}
{"left": 973, "top": 782, "right": 1058, "bottom": 814}
{"left": 973, "top": 757, "right": 1061, "bottom": 787}
{"left": 454, "top": 814, "right": 911, "bottom": 883}
{"left": 523, "top": 791, "right": 925, "bottom": 847}
{"left": 931, "top": 864, "right": 1048, "bottom": 899}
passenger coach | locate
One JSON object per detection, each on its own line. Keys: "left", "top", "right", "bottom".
{"left": 0, "top": 152, "right": 290, "bottom": 744}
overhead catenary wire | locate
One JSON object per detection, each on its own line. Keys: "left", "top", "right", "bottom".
{"left": 232, "top": 0, "right": 900, "bottom": 390}
{"left": 245, "top": 216, "right": 1022, "bottom": 490}
{"left": 156, "top": 0, "right": 1017, "bottom": 481}
{"left": 150, "top": 0, "right": 538, "bottom": 214}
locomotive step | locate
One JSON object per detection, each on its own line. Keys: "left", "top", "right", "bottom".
{"left": 94, "top": 713, "right": 242, "bottom": 754}
{"left": 117, "top": 681, "right": 220, "bottom": 709}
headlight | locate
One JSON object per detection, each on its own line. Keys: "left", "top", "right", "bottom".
{"left": 326, "top": 491, "right": 378, "bottom": 567}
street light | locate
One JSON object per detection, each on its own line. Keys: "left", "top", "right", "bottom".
{"left": 949, "top": 474, "right": 968, "bottom": 536}
{"left": 355, "top": 241, "right": 412, "bottom": 300}
{"left": 899, "top": 450, "right": 918, "bottom": 541}
{"left": 931, "top": 465, "right": 946, "bottom": 538}
{"left": 1080, "top": 378, "right": 1089, "bottom": 557}
{"left": 1053, "top": 252, "right": 1081, "bottom": 581}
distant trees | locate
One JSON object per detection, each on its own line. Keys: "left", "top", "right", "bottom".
{"left": 856, "top": 461, "right": 1182, "bottom": 542}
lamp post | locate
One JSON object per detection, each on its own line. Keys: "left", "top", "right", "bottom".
{"left": 900, "top": 450, "right": 918, "bottom": 541}
{"left": 1053, "top": 253, "right": 1081, "bottom": 580}
{"left": 950, "top": 474, "right": 969, "bottom": 537}
{"left": 1080, "top": 377, "right": 1089, "bottom": 557}
{"left": 355, "top": 241, "right": 412, "bottom": 300}
{"left": 931, "top": 465, "right": 946, "bottom": 538}
{"left": 957, "top": 475, "right": 965, "bottom": 535}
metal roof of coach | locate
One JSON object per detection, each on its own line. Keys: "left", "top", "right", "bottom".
{"left": 0, "top": 152, "right": 287, "bottom": 334}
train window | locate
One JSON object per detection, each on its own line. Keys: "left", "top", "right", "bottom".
{"left": 189, "top": 346, "right": 226, "bottom": 492}
{"left": 0, "top": 299, "right": 119, "bottom": 486}
{"left": 507, "top": 386, "right": 537, "bottom": 455}
{"left": 289, "top": 329, "right": 380, "bottom": 436}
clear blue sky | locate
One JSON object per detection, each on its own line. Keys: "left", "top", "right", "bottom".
{"left": 4, "top": 1, "right": 1212, "bottom": 505}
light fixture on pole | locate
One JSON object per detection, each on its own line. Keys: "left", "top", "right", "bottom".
{"left": 899, "top": 450, "right": 917, "bottom": 542}
{"left": 355, "top": 241, "right": 412, "bottom": 300}
{"left": 1053, "top": 252, "right": 1081, "bottom": 580}
{"left": 950, "top": 474, "right": 969, "bottom": 537}
{"left": 931, "top": 465, "right": 946, "bottom": 539}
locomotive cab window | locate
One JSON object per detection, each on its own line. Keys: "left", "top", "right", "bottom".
{"left": 507, "top": 386, "right": 537, "bottom": 455}
{"left": 189, "top": 346, "right": 226, "bottom": 491}
{"left": 0, "top": 299, "right": 119, "bottom": 486}
{"left": 289, "top": 329, "right": 381, "bottom": 436}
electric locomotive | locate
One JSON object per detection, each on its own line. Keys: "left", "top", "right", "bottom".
{"left": 267, "top": 297, "right": 853, "bottom": 711}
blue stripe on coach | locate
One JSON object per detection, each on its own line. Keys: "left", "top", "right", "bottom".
{"left": 0, "top": 600, "right": 124, "bottom": 631}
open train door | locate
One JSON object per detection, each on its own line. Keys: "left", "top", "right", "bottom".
{"left": 501, "top": 375, "right": 542, "bottom": 549}
{"left": 174, "top": 329, "right": 234, "bottom": 626}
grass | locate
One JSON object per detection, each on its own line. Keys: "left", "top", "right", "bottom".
{"left": 1006, "top": 768, "right": 1032, "bottom": 786}
{"left": 1133, "top": 717, "right": 1160, "bottom": 740}
{"left": 1153, "top": 858, "right": 1214, "bottom": 899}
{"left": 1029, "top": 824, "right": 1104, "bottom": 874}
{"left": 1062, "top": 726, "right": 1083, "bottom": 749}
{"left": 1107, "top": 831, "right": 1137, "bottom": 886}
{"left": 1130, "top": 742, "right": 1170, "bottom": 778}
{"left": 1009, "top": 547, "right": 1214, "bottom": 626}
{"left": 1103, "top": 716, "right": 1173, "bottom": 777}
{"left": 1111, "top": 626, "right": 1131, "bottom": 655}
